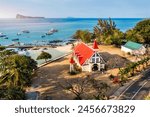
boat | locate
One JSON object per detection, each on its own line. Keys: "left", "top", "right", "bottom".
{"left": 0, "top": 35, "right": 7, "bottom": 37}
{"left": 50, "top": 28, "right": 58, "bottom": 33}
{"left": 46, "top": 31, "right": 53, "bottom": 35}
{"left": 17, "top": 33, "right": 22, "bottom": 35}
{"left": 22, "top": 30, "right": 30, "bottom": 33}
{"left": 45, "top": 28, "right": 58, "bottom": 35}
{"left": 3, "top": 37, "right": 8, "bottom": 39}
{"left": 41, "top": 35, "right": 46, "bottom": 38}
{"left": 0, "top": 32, "right": 7, "bottom": 37}
{"left": 49, "top": 40, "right": 63, "bottom": 43}
{"left": 12, "top": 38, "right": 19, "bottom": 41}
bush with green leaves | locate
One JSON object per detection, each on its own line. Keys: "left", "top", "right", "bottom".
{"left": 37, "top": 51, "right": 52, "bottom": 62}
{"left": 0, "top": 46, "right": 6, "bottom": 51}
{"left": 125, "top": 19, "right": 150, "bottom": 44}
{"left": 0, "top": 50, "right": 37, "bottom": 99}
{"left": 0, "top": 86, "right": 25, "bottom": 100}
{"left": 73, "top": 30, "right": 94, "bottom": 43}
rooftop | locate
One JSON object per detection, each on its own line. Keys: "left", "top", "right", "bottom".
{"left": 123, "top": 41, "right": 143, "bottom": 50}
{"left": 74, "top": 43, "right": 95, "bottom": 65}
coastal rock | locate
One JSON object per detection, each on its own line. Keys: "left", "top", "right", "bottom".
{"left": 16, "top": 14, "right": 45, "bottom": 19}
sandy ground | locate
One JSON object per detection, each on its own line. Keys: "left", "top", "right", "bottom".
{"left": 27, "top": 44, "right": 138, "bottom": 100}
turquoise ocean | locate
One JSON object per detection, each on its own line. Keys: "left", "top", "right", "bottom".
{"left": 0, "top": 18, "right": 144, "bottom": 46}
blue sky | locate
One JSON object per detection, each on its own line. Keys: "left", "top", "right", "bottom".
{"left": 0, "top": 0, "right": 149, "bottom": 18}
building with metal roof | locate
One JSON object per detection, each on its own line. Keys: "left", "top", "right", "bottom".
{"left": 121, "top": 41, "right": 146, "bottom": 55}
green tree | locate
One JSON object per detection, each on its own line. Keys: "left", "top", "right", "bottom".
{"left": 73, "top": 30, "right": 93, "bottom": 43}
{"left": 134, "top": 19, "right": 150, "bottom": 44}
{"left": 37, "top": 51, "right": 52, "bottom": 62}
{"left": 125, "top": 19, "right": 150, "bottom": 44}
{"left": 0, "top": 49, "right": 37, "bottom": 100}
{"left": 0, "top": 86, "right": 25, "bottom": 100}
{"left": 0, "top": 46, "right": 6, "bottom": 51}
{"left": 0, "top": 55, "right": 37, "bottom": 87}
{"left": 0, "top": 50, "right": 17, "bottom": 57}
{"left": 94, "top": 18, "right": 124, "bottom": 46}
{"left": 125, "top": 29, "right": 144, "bottom": 43}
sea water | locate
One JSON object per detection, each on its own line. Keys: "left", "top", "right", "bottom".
{"left": 0, "top": 18, "right": 143, "bottom": 46}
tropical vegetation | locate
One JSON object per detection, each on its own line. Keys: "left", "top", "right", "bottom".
{"left": 0, "top": 49, "right": 37, "bottom": 99}
{"left": 118, "top": 57, "right": 150, "bottom": 83}
{"left": 73, "top": 30, "right": 94, "bottom": 43}
{"left": 0, "top": 46, "right": 6, "bottom": 51}
{"left": 125, "top": 19, "right": 150, "bottom": 44}
{"left": 37, "top": 51, "right": 52, "bottom": 62}
{"left": 73, "top": 18, "right": 150, "bottom": 46}
{"left": 94, "top": 18, "right": 124, "bottom": 46}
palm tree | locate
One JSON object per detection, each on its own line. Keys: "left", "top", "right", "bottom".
{"left": 0, "top": 54, "right": 37, "bottom": 87}
{"left": 94, "top": 18, "right": 124, "bottom": 45}
{"left": 37, "top": 51, "right": 52, "bottom": 63}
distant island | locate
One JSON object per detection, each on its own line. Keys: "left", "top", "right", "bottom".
{"left": 16, "top": 14, "right": 45, "bottom": 19}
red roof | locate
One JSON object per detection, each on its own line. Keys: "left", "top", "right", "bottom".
{"left": 93, "top": 39, "right": 99, "bottom": 49}
{"left": 70, "top": 57, "right": 75, "bottom": 64}
{"left": 74, "top": 43, "right": 95, "bottom": 65}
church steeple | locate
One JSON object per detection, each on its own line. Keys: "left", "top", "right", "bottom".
{"left": 93, "top": 39, "right": 99, "bottom": 50}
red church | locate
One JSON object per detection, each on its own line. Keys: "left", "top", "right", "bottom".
{"left": 70, "top": 40, "right": 105, "bottom": 72}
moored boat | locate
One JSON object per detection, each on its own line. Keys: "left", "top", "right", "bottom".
{"left": 46, "top": 28, "right": 58, "bottom": 35}
{"left": 17, "top": 32, "right": 22, "bottom": 35}
{"left": 22, "top": 30, "right": 30, "bottom": 33}
{"left": 41, "top": 35, "right": 46, "bottom": 38}
{"left": 12, "top": 38, "right": 19, "bottom": 41}
{"left": 50, "top": 28, "right": 58, "bottom": 33}
{"left": 3, "top": 37, "right": 8, "bottom": 39}
{"left": 0, "top": 32, "right": 7, "bottom": 37}
{"left": 46, "top": 31, "right": 53, "bottom": 35}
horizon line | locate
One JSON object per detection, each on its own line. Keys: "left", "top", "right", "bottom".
{"left": 0, "top": 17, "right": 148, "bottom": 19}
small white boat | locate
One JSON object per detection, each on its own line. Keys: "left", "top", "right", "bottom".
{"left": 0, "top": 32, "right": 7, "bottom": 37}
{"left": 45, "top": 28, "right": 58, "bottom": 35}
{"left": 46, "top": 31, "right": 53, "bottom": 35}
{"left": 50, "top": 28, "right": 58, "bottom": 32}
{"left": 17, "top": 33, "right": 22, "bottom": 35}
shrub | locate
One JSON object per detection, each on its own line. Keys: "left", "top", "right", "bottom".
{"left": 109, "top": 74, "right": 115, "bottom": 80}
{"left": 68, "top": 71, "right": 77, "bottom": 75}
